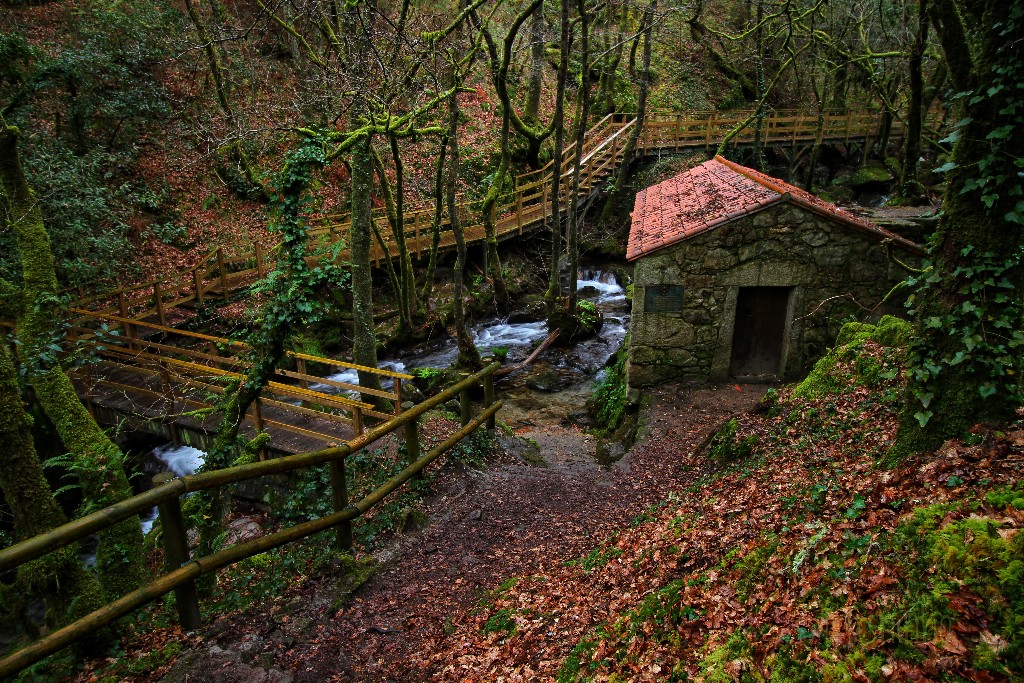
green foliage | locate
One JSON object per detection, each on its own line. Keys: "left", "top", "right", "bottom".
{"left": 0, "top": 3, "right": 180, "bottom": 290}
{"left": 793, "top": 316, "right": 911, "bottom": 399}
{"left": 482, "top": 608, "right": 518, "bottom": 637}
{"left": 576, "top": 299, "right": 600, "bottom": 328}
{"left": 903, "top": 246, "right": 1024, "bottom": 427}
{"left": 705, "top": 417, "right": 758, "bottom": 462}
{"left": 590, "top": 343, "right": 628, "bottom": 434}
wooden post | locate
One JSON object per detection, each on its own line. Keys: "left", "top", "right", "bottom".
{"left": 484, "top": 371, "right": 495, "bottom": 431}
{"left": 353, "top": 406, "right": 364, "bottom": 437}
{"left": 153, "top": 281, "right": 166, "bottom": 327}
{"left": 516, "top": 189, "right": 523, "bottom": 234}
{"left": 253, "top": 399, "right": 266, "bottom": 461}
{"left": 153, "top": 473, "right": 202, "bottom": 631}
{"left": 193, "top": 268, "right": 203, "bottom": 305}
{"left": 217, "top": 248, "right": 228, "bottom": 301}
{"left": 329, "top": 459, "right": 353, "bottom": 552}
{"left": 296, "top": 358, "right": 309, "bottom": 390}
{"left": 460, "top": 373, "right": 472, "bottom": 428}
{"left": 393, "top": 379, "right": 403, "bottom": 416}
{"left": 118, "top": 291, "right": 136, "bottom": 351}
{"left": 255, "top": 242, "right": 264, "bottom": 278}
{"left": 402, "top": 401, "right": 421, "bottom": 479}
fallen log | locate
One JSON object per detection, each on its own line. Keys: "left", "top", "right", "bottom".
{"left": 494, "top": 330, "right": 560, "bottom": 378}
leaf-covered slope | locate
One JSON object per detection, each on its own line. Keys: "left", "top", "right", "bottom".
{"left": 433, "top": 334, "right": 1023, "bottom": 682}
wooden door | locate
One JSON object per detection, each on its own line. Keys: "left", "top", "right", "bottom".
{"left": 729, "top": 287, "right": 791, "bottom": 379}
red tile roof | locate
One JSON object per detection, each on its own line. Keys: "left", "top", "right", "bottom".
{"left": 626, "top": 155, "right": 924, "bottom": 261}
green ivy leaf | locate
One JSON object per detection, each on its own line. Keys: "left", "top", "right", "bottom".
{"left": 914, "top": 411, "right": 933, "bottom": 427}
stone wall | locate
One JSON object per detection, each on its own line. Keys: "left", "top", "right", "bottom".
{"left": 627, "top": 201, "right": 919, "bottom": 388}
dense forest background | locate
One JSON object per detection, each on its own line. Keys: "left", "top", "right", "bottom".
{"left": 1, "top": 0, "right": 1022, "bottom": 679}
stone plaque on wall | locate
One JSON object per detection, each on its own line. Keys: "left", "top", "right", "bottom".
{"left": 644, "top": 285, "right": 685, "bottom": 313}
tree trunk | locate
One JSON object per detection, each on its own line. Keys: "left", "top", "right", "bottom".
{"left": 350, "top": 135, "right": 387, "bottom": 400}
{"left": 446, "top": 85, "right": 481, "bottom": 370}
{"left": 896, "top": 0, "right": 928, "bottom": 203}
{"left": 419, "top": 135, "right": 448, "bottom": 309}
{"left": 544, "top": 0, "right": 571, "bottom": 320}
{"left": 525, "top": 1, "right": 545, "bottom": 125}
{"left": 0, "top": 342, "right": 106, "bottom": 633}
{"left": 0, "top": 119, "right": 146, "bottom": 602}
{"left": 564, "top": 0, "right": 591, "bottom": 321}
{"left": 600, "top": 0, "right": 655, "bottom": 227}
{"left": 888, "top": 0, "right": 1024, "bottom": 462}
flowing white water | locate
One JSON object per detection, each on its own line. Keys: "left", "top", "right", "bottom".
{"left": 152, "top": 444, "right": 206, "bottom": 477}
{"left": 382, "top": 270, "right": 630, "bottom": 373}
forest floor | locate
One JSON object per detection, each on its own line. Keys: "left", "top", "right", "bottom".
{"left": 70, "top": 331, "right": 1024, "bottom": 683}
{"left": 118, "top": 382, "right": 767, "bottom": 682}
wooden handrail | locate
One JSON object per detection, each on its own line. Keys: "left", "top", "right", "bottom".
{"left": 0, "top": 363, "right": 501, "bottom": 678}
{"left": 69, "top": 108, "right": 906, "bottom": 321}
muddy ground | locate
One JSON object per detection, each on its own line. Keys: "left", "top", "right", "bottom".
{"left": 151, "top": 381, "right": 769, "bottom": 682}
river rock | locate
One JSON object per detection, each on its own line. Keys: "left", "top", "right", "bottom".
{"left": 846, "top": 164, "right": 894, "bottom": 190}
{"left": 506, "top": 309, "right": 542, "bottom": 324}
{"left": 524, "top": 367, "right": 567, "bottom": 393}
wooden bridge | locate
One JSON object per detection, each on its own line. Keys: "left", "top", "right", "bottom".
{"left": 62, "top": 108, "right": 897, "bottom": 454}
{"left": 72, "top": 109, "right": 898, "bottom": 323}
{"left": 68, "top": 308, "right": 412, "bottom": 456}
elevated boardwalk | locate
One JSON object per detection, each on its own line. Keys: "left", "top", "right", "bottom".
{"left": 60, "top": 109, "right": 898, "bottom": 453}
{"left": 74, "top": 109, "right": 899, "bottom": 323}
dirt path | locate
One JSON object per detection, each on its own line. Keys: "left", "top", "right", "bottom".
{"left": 157, "top": 383, "right": 767, "bottom": 683}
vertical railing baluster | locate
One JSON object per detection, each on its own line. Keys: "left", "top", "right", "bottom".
{"left": 460, "top": 373, "right": 472, "bottom": 428}
{"left": 217, "top": 247, "right": 228, "bottom": 301}
{"left": 484, "top": 370, "right": 495, "bottom": 432}
{"left": 153, "top": 473, "right": 202, "bottom": 630}
{"left": 330, "top": 459, "right": 353, "bottom": 551}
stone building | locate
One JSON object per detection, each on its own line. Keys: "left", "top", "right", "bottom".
{"left": 626, "top": 156, "right": 924, "bottom": 387}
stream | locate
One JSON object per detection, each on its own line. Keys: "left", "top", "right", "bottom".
{"left": 138, "top": 269, "right": 630, "bottom": 484}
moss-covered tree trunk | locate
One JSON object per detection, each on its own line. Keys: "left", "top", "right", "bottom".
{"left": 563, "top": 0, "right": 591, "bottom": 321}
{"left": 350, "top": 135, "right": 387, "bottom": 398}
{"left": 419, "top": 134, "right": 448, "bottom": 309}
{"left": 524, "top": 0, "right": 545, "bottom": 126}
{"left": 0, "top": 119, "right": 146, "bottom": 601}
{"left": 888, "top": 0, "right": 1024, "bottom": 462}
{"left": 544, "top": 0, "right": 570, "bottom": 320}
{"left": 446, "top": 80, "right": 481, "bottom": 370}
{"left": 0, "top": 342, "right": 106, "bottom": 633}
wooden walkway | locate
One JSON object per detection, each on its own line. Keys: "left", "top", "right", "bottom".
{"left": 68, "top": 309, "right": 412, "bottom": 456}
{"left": 61, "top": 109, "right": 897, "bottom": 453}
{"left": 73, "top": 109, "right": 898, "bottom": 323}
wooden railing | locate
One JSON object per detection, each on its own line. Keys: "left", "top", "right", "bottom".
{"left": 69, "top": 309, "right": 413, "bottom": 452}
{"left": 0, "top": 363, "right": 500, "bottom": 678}
{"left": 72, "top": 108, "right": 895, "bottom": 321}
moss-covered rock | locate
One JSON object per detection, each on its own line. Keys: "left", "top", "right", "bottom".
{"left": 847, "top": 165, "right": 894, "bottom": 189}
{"left": 793, "top": 315, "right": 911, "bottom": 399}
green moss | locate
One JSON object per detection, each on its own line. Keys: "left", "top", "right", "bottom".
{"left": 847, "top": 166, "right": 894, "bottom": 187}
{"left": 793, "top": 316, "right": 911, "bottom": 399}
{"left": 699, "top": 632, "right": 758, "bottom": 683}
{"left": 482, "top": 608, "right": 518, "bottom": 637}
{"left": 705, "top": 418, "right": 758, "bottom": 462}
{"left": 589, "top": 341, "right": 629, "bottom": 434}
